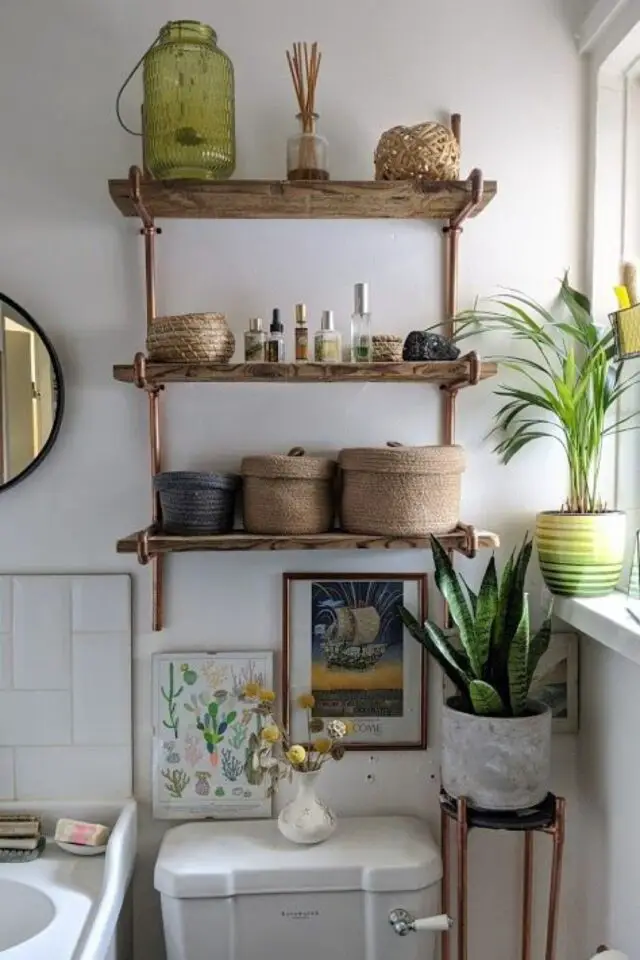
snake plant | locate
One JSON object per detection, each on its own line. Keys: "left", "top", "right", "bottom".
{"left": 400, "top": 537, "right": 551, "bottom": 717}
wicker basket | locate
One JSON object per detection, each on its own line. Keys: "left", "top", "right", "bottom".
{"left": 154, "top": 471, "right": 239, "bottom": 535}
{"left": 372, "top": 335, "right": 404, "bottom": 362}
{"left": 241, "top": 448, "right": 336, "bottom": 535}
{"left": 339, "top": 444, "right": 465, "bottom": 536}
{"left": 147, "top": 313, "right": 235, "bottom": 363}
{"left": 374, "top": 122, "right": 460, "bottom": 182}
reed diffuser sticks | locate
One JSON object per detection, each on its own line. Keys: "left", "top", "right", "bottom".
{"left": 285, "top": 42, "right": 328, "bottom": 180}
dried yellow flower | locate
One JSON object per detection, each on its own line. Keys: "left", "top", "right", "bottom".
{"left": 297, "top": 693, "right": 316, "bottom": 709}
{"left": 313, "top": 737, "right": 333, "bottom": 754}
{"left": 344, "top": 720, "right": 355, "bottom": 734}
{"left": 286, "top": 744, "right": 307, "bottom": 764}
{"left": 260, "top": 690, "right": 276, "bottom": 703}
{"left": 260, "top": 725, "right": 281, "bottom": 743}
{"left": 243, "top": 682, "right": 262, "bottom": 699}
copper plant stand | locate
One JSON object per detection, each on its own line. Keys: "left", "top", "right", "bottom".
{"left": 440, "top": 791, "right": 566, "bottom": 960}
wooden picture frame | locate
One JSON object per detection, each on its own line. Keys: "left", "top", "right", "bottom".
{"left": 283, "top": 573, "right": 428, "bottom": 750}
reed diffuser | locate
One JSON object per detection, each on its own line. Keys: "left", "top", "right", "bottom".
{"left": 285, "top": 42, "right": 329, "bottom": 181}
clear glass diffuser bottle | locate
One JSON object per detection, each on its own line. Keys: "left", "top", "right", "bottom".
{"left": 351, "top": 282, "right": 372, "bottom": 362}
{"left": 287, "top": 114, "right": 329, "bottom": 181}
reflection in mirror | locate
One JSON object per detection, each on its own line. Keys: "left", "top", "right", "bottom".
{"left": 0, "top": 296, "right": 63, "bottom": 490}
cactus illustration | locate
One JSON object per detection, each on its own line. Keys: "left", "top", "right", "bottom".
{"left": 194, "top": 771, "right": 212, "bottom": 796}
{"left": 163, "top": 740, "right": 181, "bottom": 764}
{"left": 162, "top": 768, "right": 190, "bottom": 799}
{"left": 228, "top": 721, "right": 248, "bottom": 750}
{"left": 221, "top": 748, "right": 245, "bottom": 781}
{"left": 195, "top": 701, "right": 237, "bottom": 766}
{"left": 161, "top": 663, "right": 184, "bottom": 739}
{"left": 215, "top": 786, "right": 225, "bottom": 797}
{"left": 184, "top": 732, "right": 204, "bottom": 768}
{"left": 180, "top": 663, "right": 198, "bottom": 686}
{"left": 184, "top": 691, "right": 210, "bottom": 714}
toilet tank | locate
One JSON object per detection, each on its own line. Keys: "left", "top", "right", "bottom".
{"left": 155, "top": 815, "right": 443, "bottom": 960}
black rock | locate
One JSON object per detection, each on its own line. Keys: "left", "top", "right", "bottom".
{"left": 403, "top": 331, "right": 460, "bottom": 361}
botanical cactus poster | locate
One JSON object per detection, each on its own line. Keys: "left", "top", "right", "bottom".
{"left": 284, "top": 574, "right": 428, "bottom": 749}
{"left": 152, "top": 652, "right": 274, "bottom": 819}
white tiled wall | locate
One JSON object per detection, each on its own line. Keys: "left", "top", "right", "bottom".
{"left": 0, "top": 575, "right": 131, "bottom": 801}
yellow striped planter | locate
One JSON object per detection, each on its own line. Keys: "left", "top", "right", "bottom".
{"left": 535, "top": 511, "right": 626, "bottom": 597}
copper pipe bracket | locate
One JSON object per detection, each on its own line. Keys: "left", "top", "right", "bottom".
{"left": 442, "top": 351, "right": 482, "bottom": 394}
{"left": 443, "top": 168, "right": 485, "bottom": 234}
{"left": 457, "top": 523, "right": 479, "bottom": 558}
{"left": 133, "top": 351, "right": 163, "bottom": 394}
{"left": 136, "top": 528, "right": 151, "bottom": 566}
{"left": 128, "top": 165, "right": 162, "bottom": 235}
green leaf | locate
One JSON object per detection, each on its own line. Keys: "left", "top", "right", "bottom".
{"left": 399, "top": 607, "right": 471, "bottom": 700}
{"left": 469, "top": 680, "right": 505, "bottom": 716}
{"left": 460, "top": 575, "right": 478, "bottom": 615}
{"left": 527, "top": 617, "right": 553, "bottom": 687}
{"left": 431, "top": 537, "right": 480, "bottom": 676}
{"left": 208, "top": 702, "right": 219, "bottom": 719}
{"left": 508, "top": 598, "right": 530, "bottom": 716}
{"left": 474, "top": 556, "right": 498, "bottom": 675}
{"left": 225, "top": 711, "right": 237, "bottom": 725}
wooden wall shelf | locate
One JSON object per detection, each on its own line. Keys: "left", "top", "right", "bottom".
{"left": 113, "top": 357, "right": 497, "bottom": 388}
{"left": 117, "top": 526, "right": 500, "bottom": 559}
{"left": 108, "top": 177, "right": 497, "bottom": 221}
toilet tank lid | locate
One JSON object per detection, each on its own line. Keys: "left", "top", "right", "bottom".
{"left": 154, "top": 815, "right": 442, "bottom": 899}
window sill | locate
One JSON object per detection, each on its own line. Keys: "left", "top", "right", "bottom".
{"left": 554, "top": 592, "right": 640, "bottom": 666}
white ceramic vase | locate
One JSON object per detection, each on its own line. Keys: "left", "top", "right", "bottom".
{"left": 278, "top": 770, "right": 336, "bottom": 844}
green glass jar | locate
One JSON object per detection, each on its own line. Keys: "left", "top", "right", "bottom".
{"left": 143, "top": 21, "right": 235, "bottom": 180}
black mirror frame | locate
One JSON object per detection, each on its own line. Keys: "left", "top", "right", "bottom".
{"left": 0, "top": 292, "right": 65, "bottom": 493}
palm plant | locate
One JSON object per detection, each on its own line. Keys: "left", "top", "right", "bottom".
{"left": 400, "top": 537, "right": 551, "bottom": 717}
{"left": 453, "top": 276, "right": 640, "bottom": 513}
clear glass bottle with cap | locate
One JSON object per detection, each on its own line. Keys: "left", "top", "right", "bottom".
{"left": 295, "top": 303, "right": 309, "bottom": 362}
{"left": 351, "top": 282, "right": 372, "bottom": 362}
{"left": 244, "top": 317, "right": 266, "bottom": 362}
{"left": 314, "top": 310, "right": 342, "bottom": 363}
{"left": 266, "top": 308, "right": 286, "bottom": 362}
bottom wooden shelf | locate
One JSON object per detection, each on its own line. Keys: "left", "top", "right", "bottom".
{"left": 117, "top": 524, "right": 500, "bottom": 562}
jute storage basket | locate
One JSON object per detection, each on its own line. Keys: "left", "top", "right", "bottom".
{"left": 242, "top": 448, "right": 336, "bottom": 536}
{"left": 339, "top": 444, "right": 465, "bottom": 536}
{"left": 147, "top": 313, "right": 235, "bottom": 363}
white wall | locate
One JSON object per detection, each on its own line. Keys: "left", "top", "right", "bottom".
{"left": 0, "top": 1, "right": 584, "bottom": 957}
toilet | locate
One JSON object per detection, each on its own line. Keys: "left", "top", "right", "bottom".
{"left": 155, "top": 815, "right": 444, "bottom": 960}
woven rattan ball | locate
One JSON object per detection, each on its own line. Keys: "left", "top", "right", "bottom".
{"left": 374, "top": 122, "right": 460, "bottom": 182}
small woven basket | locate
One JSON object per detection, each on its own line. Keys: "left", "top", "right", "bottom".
{"left": 154, "top": 471, "right": 239, "bottom": 535}
{"left": 242, "top": 447, "right": 336, "bottom": 535}
{"left": 147, "top": 313, "right": 235, "bottom": 363}
{"left": 374, "top": 122, "right": 460, "bottom": 182}
{"left": 339, "top": 443, "right": 465, "bottom": 536}
{"left": 372, "top": 335, "right": 404, "bottom": 362}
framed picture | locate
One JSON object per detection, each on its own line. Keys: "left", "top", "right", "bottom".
{"left": 530, "top": 632, "right": 579, "bottom": 734}
{"left": 152, "top": 651, "right": 274, "bottom": 820}
{"left": 283, "top": 573, "right": 428, "bottom": 750}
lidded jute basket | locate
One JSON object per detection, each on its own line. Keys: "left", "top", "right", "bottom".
{"left": 241, "top": 447, "right": 336, "bottom": 536}
{"left": 339, "top": 443, "right": 465, "bottom": 536}
{"left": 147, "top": 313, "right": 235, "bottom": 363}
{"left": 374, "top": 122, "right": 460, "bottom": 182}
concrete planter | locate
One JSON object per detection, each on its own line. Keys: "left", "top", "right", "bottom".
{"left": 441, "top": 699, "right": 552, "bottom": 810}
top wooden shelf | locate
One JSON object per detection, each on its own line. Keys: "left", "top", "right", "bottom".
{"left": 108, "top": 177, "right": 497, "bottom": 221}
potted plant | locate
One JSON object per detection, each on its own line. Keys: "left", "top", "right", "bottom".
{"left": 456, "top": 277, "right": 639, "bottom": 596}
{"left": 400, "top": 536, "right": 552, "bottom": 810}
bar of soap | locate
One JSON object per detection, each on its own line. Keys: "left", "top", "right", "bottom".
{"left": 54, "top": 818, "right": 110, "bottom": 847}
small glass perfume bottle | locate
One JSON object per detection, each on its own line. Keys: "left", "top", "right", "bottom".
{"left": 244, "top": 317, "right": 266, "bottom": 362}
{"left": 266, "top": 308, "right": 285, "bottom": 362}
{"left": 351, "top": 282, "right": 372, "bottom": 362}
{"left": 314, "top": 310, "right": 342, "bottom": 363}
{"left": 295, "top": 303, "right": 309, "bottom": 361}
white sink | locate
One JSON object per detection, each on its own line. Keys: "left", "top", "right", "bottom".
{"left": 0, "top": 878, "right": 55, "bottom": 950}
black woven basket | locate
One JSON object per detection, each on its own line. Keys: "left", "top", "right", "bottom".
{"left": 154, "top": 471, "right": 239, "bottom": 535}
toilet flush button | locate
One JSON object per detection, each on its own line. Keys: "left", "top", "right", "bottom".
{"left": 389, "top": 908, "right": 453, "bottom": 936}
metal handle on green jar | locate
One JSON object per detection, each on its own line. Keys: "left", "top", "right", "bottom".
{"left": 115, "top": 27, "right": 168, "bottom": 136}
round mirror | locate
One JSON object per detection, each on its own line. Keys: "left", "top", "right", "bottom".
{"left": 0, "top": 294, "right": 64, "bottom": 491}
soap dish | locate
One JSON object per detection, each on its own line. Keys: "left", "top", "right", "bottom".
{"left": 56, "top": 840, "right": 107, "bottom": 857}
{"left": 0, "top": 836, "right": 46, "bottom": 863}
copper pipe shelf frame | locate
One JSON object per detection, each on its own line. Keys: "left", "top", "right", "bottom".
{"left": 440, "top": 793, "right": 567, "bottom": 960}
{"left": 112, "top": 114, "right": 498, "bottom": 630}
